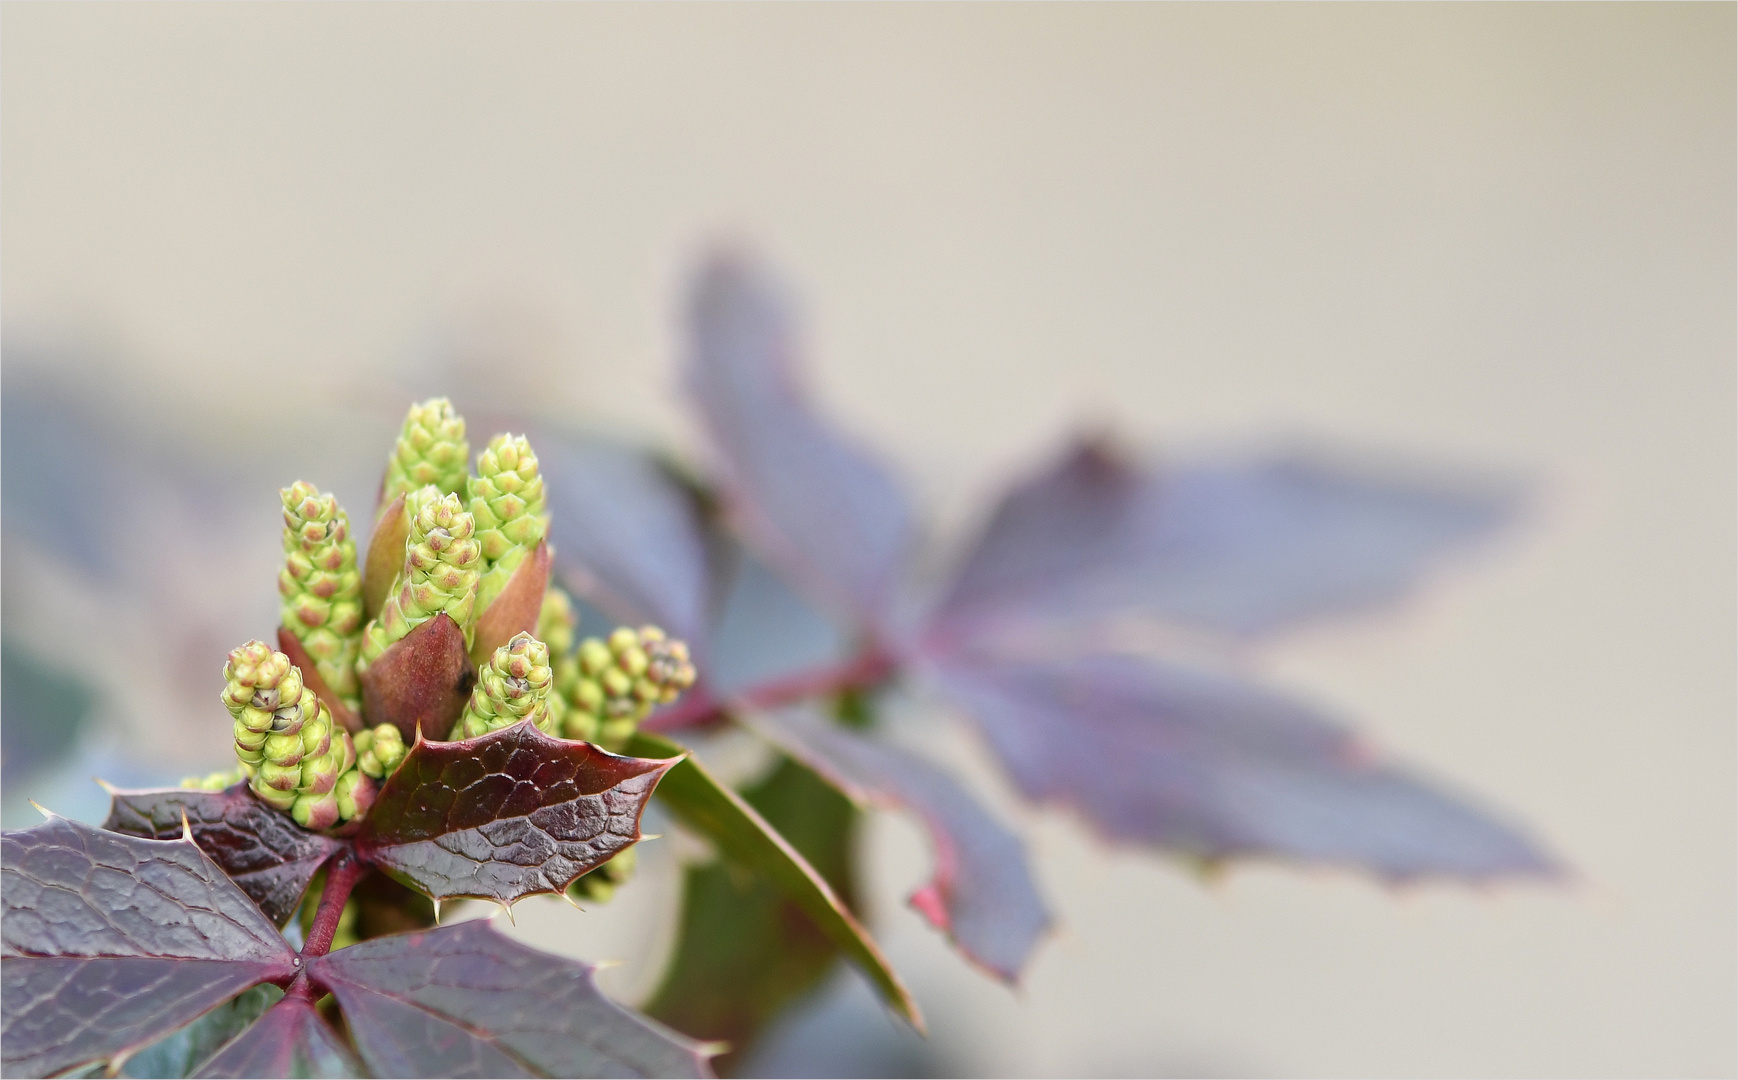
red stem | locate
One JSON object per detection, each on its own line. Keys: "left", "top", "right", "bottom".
{"left": 300, "top": 850, "right": 367, "bottom": 959}
{"left": 642, "top": 647, "right": 898, "bottom": 732}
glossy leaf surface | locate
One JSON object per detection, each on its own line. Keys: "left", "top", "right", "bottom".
{"left": 357, "top": 613, "right": 475, "bottom": 744}
{"left": 193, "top": 995, "right": 361, "bottom": 1079}
{"left": 629, "top": 733, "right": 918, "bottom": 1026}
{"left": 103, "top": 783, "right": 342, "bottom": 927}
{"left": 932, "top": 439, "right": 1518, "bottom": 642}
{"left": 645, "top": 756, "right": 858, "bottom": 1075}
{"left": 928, "top": 650, "right": 1556, "bottom": 879}
{"left": 1, "top": 817, "right": 299, "bottom": 1077}
{"left": 746, "top": 708, "right": 1052, "bottom": 982}
{"left": 539, "top": 434, "right": 720, "bottom": 659}
{"left": 357, "top": 721, "right": 676, "bottom": 904}
{"left": 685, "top": 254, "right": 913, "bottom": 631}
{"left": 311, "top": 920, "right": 711, "bottom": 1078}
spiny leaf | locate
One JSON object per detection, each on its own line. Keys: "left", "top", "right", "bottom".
{"left": 930, "top": 438, "right": 1519, "bottom": 642}
{"left": 926, "top": 649, "right": 1557, "bottom": 880}
{"left": 309, "top": 920, "right": 711, "bottom": 1078}
{"left": 1, "top": 817, "right": 300, "bottom": 1078}
{"left": 192, "top": 995, "right": 362, "bottom": 1079}
{"left": 356, "top": 721, "right": 676, "bottom": 905}
{"left": 743, "top": 708, "right": 1052, "bottom": 982}
{"left": 685, "top": 252, "right": 913, "bottom": 632}
{"left": 644, "top": 756, "right": 857, "bottom": 1075}
{"left": 102, "top": 783, "right": 343, "bottom": 928}
{"left": 629, "top": 733, "right": 920, "bottom": 1028}
{"left": 539, "top": 434, "right": 723, "bottom": 664}
{"left": 357, "top": 612, "right": 475, "bottom": 744}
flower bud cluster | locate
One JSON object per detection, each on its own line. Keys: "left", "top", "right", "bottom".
{"left": 278, "top": 482, "right": 363, "bottom": 713}
{"left": 457, "top": 632, "right": 559, "bottom": 739}
{"left": 354, "top": 723, "right": 407, "bottom": 779}
{"left": 381, "top": 397, "right": 469, "bottom": 506}
{"left": 358, "top": 487, "right": 482, "bottom": 665}
{"left": 469, "top": 434, "right": 548, "bottom": 615}
{"left": 222, "top": 641, "right": 370, "bottom": 829}
{"left": 565, "top": 626, "right": 697, "bottom": 749}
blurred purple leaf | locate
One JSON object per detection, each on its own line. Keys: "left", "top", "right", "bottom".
{"left": 310, "top": 920, "right": 712, "bottom": 1078}
{"left": 538, "top": 434, "right": 721, "bottom": 659}
{"left": 926, "top": 650, "right": 1555, "bottom": 880}
{"left": 103, "top": 783, "right": 342, "bottom": 928}
{"left": 746, "top": 708, "right": 1052, "bottom": 981}
{"left": 1, "top": 816, "right": 299, "bottom": 1077}
{"left": 930, "top": 438, "right": 1520, "bottom": 643}
{"left": 685, "top": 254, "right": 914, "bottom": 632}
{"left": 356, "top": 721, "right": 676, "bottom": 905}
{"left": 193, "top": 995, "right": 362, "bottom": 1079}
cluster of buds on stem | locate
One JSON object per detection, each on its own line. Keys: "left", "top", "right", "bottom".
{"left": 204, "top": 398, "right": 699, "bottom": 869}
{"left": 223, "top": 641, "right": 368, "bottom": 829}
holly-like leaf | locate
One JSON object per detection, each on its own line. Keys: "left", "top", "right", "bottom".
{"left": 628, "top": 733, "right": 919, "bottom": 1028}
{"left": 930, "top": 438, "right": 1519, "bottom": 643}
{"left": 1, "top": 816, "right": 300, "bottom": 1078}
{"left": 539, "top": 434, "right": 721, "bottom": 661}
{"left": 119, "top": 984, "right": 281, "bottom": 1079}
{"left": 356, "top": 721, "right": 676, "bottom": 905}
{"left": 103, "top": 784, "right": 343, "bottom": 928}
{"left": 685, "top": 253, "right": 914, "bottom": 632}
{"left": 471, "top": 541, "right": 552, "bottom": 665}
{"left": 192, "top": 995, "right": 362, "bottom": 1079}
{"left": 644, "top": 756, "right": 858, "bottom": 1074}
{"left": 357, "top": 613, "right": 476, "bottom": 744}
{"left": 926, "top": 649, "right": 1557, "bottom": 879}
{"left": 309, "top": 920, "right": 711, "bottom": 1078}
{"left": 744, "top": 709, "right": 1051, "bottom": 982}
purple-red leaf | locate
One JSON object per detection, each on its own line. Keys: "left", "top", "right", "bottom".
{"left": 927, "top": 649, "right": 1556, "bottom": 880}
{"left": 193, "top": 995, "right": 361, "bottom": 1079}
{"left": 745, "top": 708, "right": 1051, "bottom": 982}
{"left": 539, "top": 434, "right": 721, "bottom": 661}
{"left": 310, "top": 920, "right": 712, "bottom": 1078}
{"left": 930, "top": 438, "right": 1519, "bottom": 643}
{"left": 1, "top": 816, "right": 300, "bottom": 1077}
{"left": 358, "top": 613, "right": 476, "bottom": 744}
{"left": 356, "top": 721, "right": 677, "bottom": 905}
{"left": 686, "top": 253, "right": 914, "bottom": 631}
{"left": 103, "top": 783, "right": 342, "bottom": 928}
{"left": 361, "top": 493, "right": 410, "bottom": 622}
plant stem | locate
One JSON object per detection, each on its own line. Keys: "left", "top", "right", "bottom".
{"left": 642, "top": 647, "right": 898, "bottom": 732}
{"left": 300, "top": 849, "right": 367, "bottom": 959}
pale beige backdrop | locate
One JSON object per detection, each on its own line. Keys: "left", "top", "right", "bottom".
{"left": 3, "top": 4, "right": 1732, "bottom": 1077}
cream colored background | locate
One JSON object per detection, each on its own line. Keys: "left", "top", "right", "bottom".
{"left": 4, "top": 4, "right": 1733, "bottom": 1076}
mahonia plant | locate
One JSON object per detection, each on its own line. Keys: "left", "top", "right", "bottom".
{"left": 3, "top": 255, "right": 1558, "bottom": 1079}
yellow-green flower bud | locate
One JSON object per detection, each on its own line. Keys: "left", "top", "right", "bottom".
{"left": 456, "top": 632, "right": 558, "bottom": 739}
{"left": 179, "top": 768, "right": 243, "bottom": 791}
{"left": 381, "top": 398, "right": 469, "bottom": 508}
{"left": 222, "top": 641, "right": 364, "bottom": 828}
{"left": 565, "top": 625, "right": 696, "bottom": 749}
{"left": 334, "top": 767, "right": 377, "bottom": 821}
{"left": 355, "top": 723, "right": 407, "bottom": 778}
{"left": 358, "top": 487, "right": 483, "bottom": 666}
{"left": 539, "top": 589, "right": 578, "bottom": 734}
{"left": 278, "top": 482, "right": 363, "bottom": 714}
{"left": 468, "top": 434, "right": 548, "bottom": 616}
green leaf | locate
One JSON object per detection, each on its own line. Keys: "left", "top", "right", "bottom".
{"left": 118, "top": 984, "right": 283, "bottom": 1079}
{"left": 638, "top": 744, "right": 918, "bottom": 1072}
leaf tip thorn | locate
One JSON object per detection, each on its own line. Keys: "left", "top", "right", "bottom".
{"left": 431, "top": 898, "right": 443, "bottom": 925}
{"left": 179, "top": 809, "right": 195, "bottom": 843}
{"left": 27, "top": 799, "right": 56, "bottom": 820}
{"left": 93, "top": 776, "right": 118, "bottom": 794}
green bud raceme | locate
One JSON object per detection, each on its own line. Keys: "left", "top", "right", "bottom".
{"left": 358, "top": 487, "right": 483, "bottom": 665}
{"left": 539, "top": 588, "right": 579, "bottom": 733}
{"left": 354, "top": 723, "right": 407, "bottom": 778}
{"left": 180, "top": 768, "right": 243, "bottom": 792}
{"left": 381, "top": 397, "right": 469, "bottom": 508}
{"left": 457, "top": 632, "right": 558, "bottom": 739}
{"left": 278, "top": 482, "right": 363, "bottom": 714}
{"left": 468, "top": 434, "right": 548, "bottom": 615}
{"left": 564, "top": 626, "right": 696, "bottom": 748}
{"left": 222, "top": 641, "right": 363, "bottom": 829}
